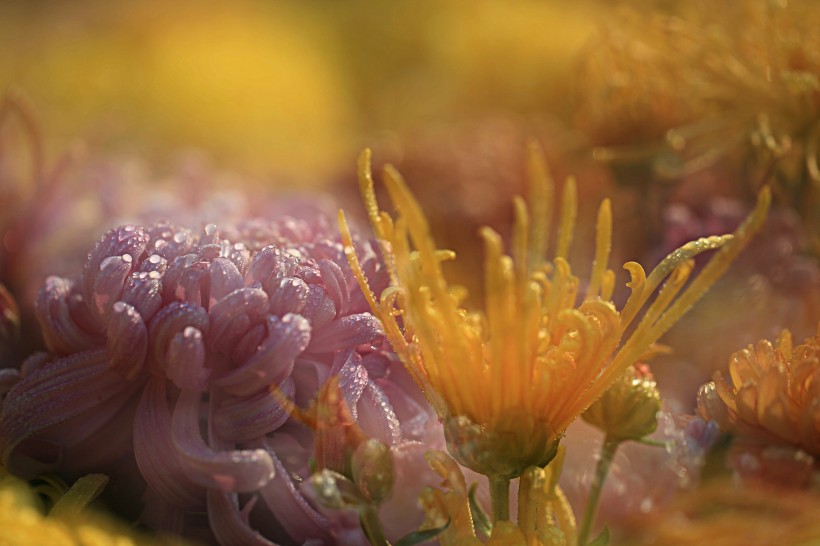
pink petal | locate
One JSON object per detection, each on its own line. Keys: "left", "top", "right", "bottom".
{"left": 171, "top": 389, "right": 275, "bottom": 492}
{"left": 166, "top": 327, "right": 209, "bottom": 391}
{"left": 83, "top": 225, "right": 148, "bottom": 305}
{"left": 91, "top": 255, "right": 133, "bottom": 323}
{"left": 107, "top": 302, "right": 148, "bottom": 381}
{"left": 121, "top": 271, "right": 164, "bottom": 322}
{"left": 133, "top": 378, "right": 205, "bottom": 511}
{"left": 318, "top": 259, "right": 350, "bottom": 317}
{"left": 308, "top": 313, "right": 383, "bottom": 354}
{"left": 209, "top": 258, "right": 244, "bottom": 307}
{"left": 208, "top": 287, "right": 269, "bottom": 353}
{"left": 301, "top": 285, "right": 336, "bottom": 329}
{"left": 268, "top": 277, "right": 309, "bottom": 317}
{"left": 36, "top": 277, "right": 101, "bottom": 354}
{"left": 357, "top": 380, "right": 402, "bottom": 446}
{"left": 208, "top": 490, "right": 277, "bottom": 546}
{"left": 148, "top": 302, "right": 210, "bottom": 371}
{"left": 255, "top": 440, "right": 333, "bottom": 544}
{"left": 216, "top": 314, "right": 310, "bottom": 397}
{"left": 214, "top": 378, "right": 294, "bottom": 442}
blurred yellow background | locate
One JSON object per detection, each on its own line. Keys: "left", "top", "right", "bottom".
{"left": 0, "top": 0, "right": 598, "bottom": 183}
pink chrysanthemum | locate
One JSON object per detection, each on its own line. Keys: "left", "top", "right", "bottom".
{"left": 0, "top": 213, "right": 433, "bottom": 545}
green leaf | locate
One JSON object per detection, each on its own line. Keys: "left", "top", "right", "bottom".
{"left": 468, "top": 482, "right": 492, "bottom": 538}
{"left": 394, "top": 520, "right": 450, "bottom": 546}
{"left": 588, "top": 525, "right": 611, "bottom": 546}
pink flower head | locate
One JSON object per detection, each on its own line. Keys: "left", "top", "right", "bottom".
{"left": 0, "top": 214, "right": 432, "bottom": 544}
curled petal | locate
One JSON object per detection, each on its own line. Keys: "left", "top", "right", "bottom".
{"left": 171, "top": 389, "right": 275, "bottom": 492}
{"left": 220, "top": 241, "right": 251, "bottom": 276}
{"left": 161, "top": 254, "right": 198, "bottom": 302}
{"left": 175, "top": 261, "right": 211, "bottom": 307}
{"left": 268, "top": 277, "right": 309, "bottom": 317}
{"left": 83, "top": 225, "right": 148, "bottom": 304}
{"left": 332, "top": 350, "right": 368, "bottom": 416}
{"left": 148, "top": 302, "right": 210, "bottom": 371}
{"left": 91, "top": 255, "right": 134, "bottom": 323}
{"left": 209, "top": 258, "right": 244, "bottom": 307}
{"left": 246, "top": 245, "right": 298, "bottom": 288}
{"left": 255, "top": 442, "right": 334, "bottom": 544}
{"left": 357, "top": 380, "right": 402, "bottom": 446}
{"left": 134, "top": 377, "right": 205, "bottom": 511}
{"left": 301, "top": 285, "right": 336, "bottom": 329}
{"left": 0, "top": 349, "right": 125, "bottom": 475}
{"left": 107, "top": 302, "right": 148, "bottom": 380}
{"left": 36, "top": 277, "right": 101, "bottom": 354}
{"left": 318, "top": 259, "right": 350, "bottom": 316}
{"left": 308, "top": 313, "right": 383, "bottom": 354}
{"left": 167, "top": 327, "right": 209, "bottom": 392}
{"left": 208, "top": 490, "right": 276, "bottom": 546}
{"left": 138, "top": 253, "right": 168, "bottom": 275}
{"left": 217, "top": 314, "right": 310, "bottom": 397}
{"left": 209, "top": 288, "right": 269, "bottom": 353}
{"left": 121, "top": 271, "right": 164, "bottom": 322}
{"left": 231, "top": 323, "right": 267, "bottom": 366}
{"left": 214, "top": 378, "right": 295, "bottom": 442}
{"left": 146, "top": 224, "right": 195, "bottom": 261}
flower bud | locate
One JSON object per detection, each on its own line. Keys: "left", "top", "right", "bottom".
{"left": 583, "top": 364, "right": 661, "bottom": 441}
{"left": 351, "top": 439, "right": 394, "bottom": 505}
{"left": 310, "top": 469, "right": 366, "bottom": 511}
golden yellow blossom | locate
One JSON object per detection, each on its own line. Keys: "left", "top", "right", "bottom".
{"left": 700, "top": 324, "right": 820, "bottom": 456}
{"left": 341, "top": 146, "right": 770, "bottom": 481}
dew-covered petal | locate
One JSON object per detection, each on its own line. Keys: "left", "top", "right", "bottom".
{"left": 301, "top": 285, "right": 336, "bottom": 329}
{"left": 36, "top": 277, "right": 100, "bottom": 354}
{"left": 318, "top": 259, "right": 350, "bottom": 317}
{"left": 133, "top": 377, "right": 205, "bottom": 511}
{"left": 161, "top": 254, "right": 199, "bottom": 303}
{"left": 308, "top": 313, "right": 383, "bottom": 354}
{"left": 148, "top": 302, "right": 210, "bottom": 371}
{"left": 216, "top": 314, "right": 310, "bottom": 397}
{"left": 208, "top": 490, "right": 277, "bottom": 546}
{"left": 356, "top": 380, "right": 402, "bottom": 447}
{"left": 83, "top": 225, "right": 148, "bottom": 304}
{"left": 331, "top": 350, "right": 368, "bottom": 417}
{"left": 268, "top": 277, "right": 309, "bottom": 317}
{"left": 209, "top": 288, "right": 269, "bottom": 354}
{"left": 174, "top": 261, "right": 210, "bottom": 307}
{"left": 166, "top": 327, "right": 209, "bottom": 392}
{"left": 214, "top": 378, "right": 294, "bottom": 442}
{"left": 121, "top": 271, "right": 164, "bottom": 322}
{"left": 91, "top": 255, "right": 134, "bottom": 323}
{"left": 171, "top": 389, "right": 275, "bottom": 492}
{"left": 254, "top": 441, "right": 333, "bottom": 544}
{"left": 245, "top": 245, "right": 298, "bottom": 288}
{"left": 209, "top": 258, "right": 244, "bottom": 307}
{"left": 138, "top": 253, "right": 168, "bottom": 275}
{"left": 107, "top": 302, "right": 148, "bottom": 381}
{"left": 221, "top": 241, "right": 251, "bottom": 276}
{"left": 146, "top": 224, "right": 195, "bottom": 261}
{"left": 0, "top": 349, "right": 125, "bottom": 473}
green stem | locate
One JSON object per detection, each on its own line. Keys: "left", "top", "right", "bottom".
{"left": 360, "top": 504, "right": 389, "bottom": 546}
{"left": 489, "top": 475, "right": 511, "bottom": 522}
{"left": 578, "top": 435, "right": 621, "bottom": 546}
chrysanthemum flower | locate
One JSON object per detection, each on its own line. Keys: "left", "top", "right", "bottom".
{"left": 341, "top": 146, "right": 770, "bottom": 528}
{"left": 698, "top": 324, "right": 820, "bottom": 464}
{"left": 0, "top": 209, "right": 433, "bottom": 544}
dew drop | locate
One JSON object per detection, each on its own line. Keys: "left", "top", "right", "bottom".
{"left": 173, "top": 232, "right": 187, "bottom": 244}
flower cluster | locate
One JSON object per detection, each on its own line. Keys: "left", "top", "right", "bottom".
{"left": 341, "top": 146, "right": 770, "bottom": 542}
{"left": 0, "top": 211, "right": 435, "bottom": 544}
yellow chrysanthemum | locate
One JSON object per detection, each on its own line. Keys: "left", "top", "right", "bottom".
{"left": 699, "top": 323, "right": 820, "bottom": 456}
{"left": 341, "top": 146, "right": 770, "bottom": 482}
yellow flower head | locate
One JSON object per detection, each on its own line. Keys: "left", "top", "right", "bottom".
{"left": 341, "top": 146, "right": 770, "bottom": 479}
{"left": 699, "top": 323, "right": 820, "bottom": 456}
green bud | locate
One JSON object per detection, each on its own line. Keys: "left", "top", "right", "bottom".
{"left": 310, "top": 469, "right": 366, "bottom": 510}
{"left": 351, "top": 439, "right": 394, "bottom": 505}
{"left": 583, "top": 365, "right": 661, "bottom": 441}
